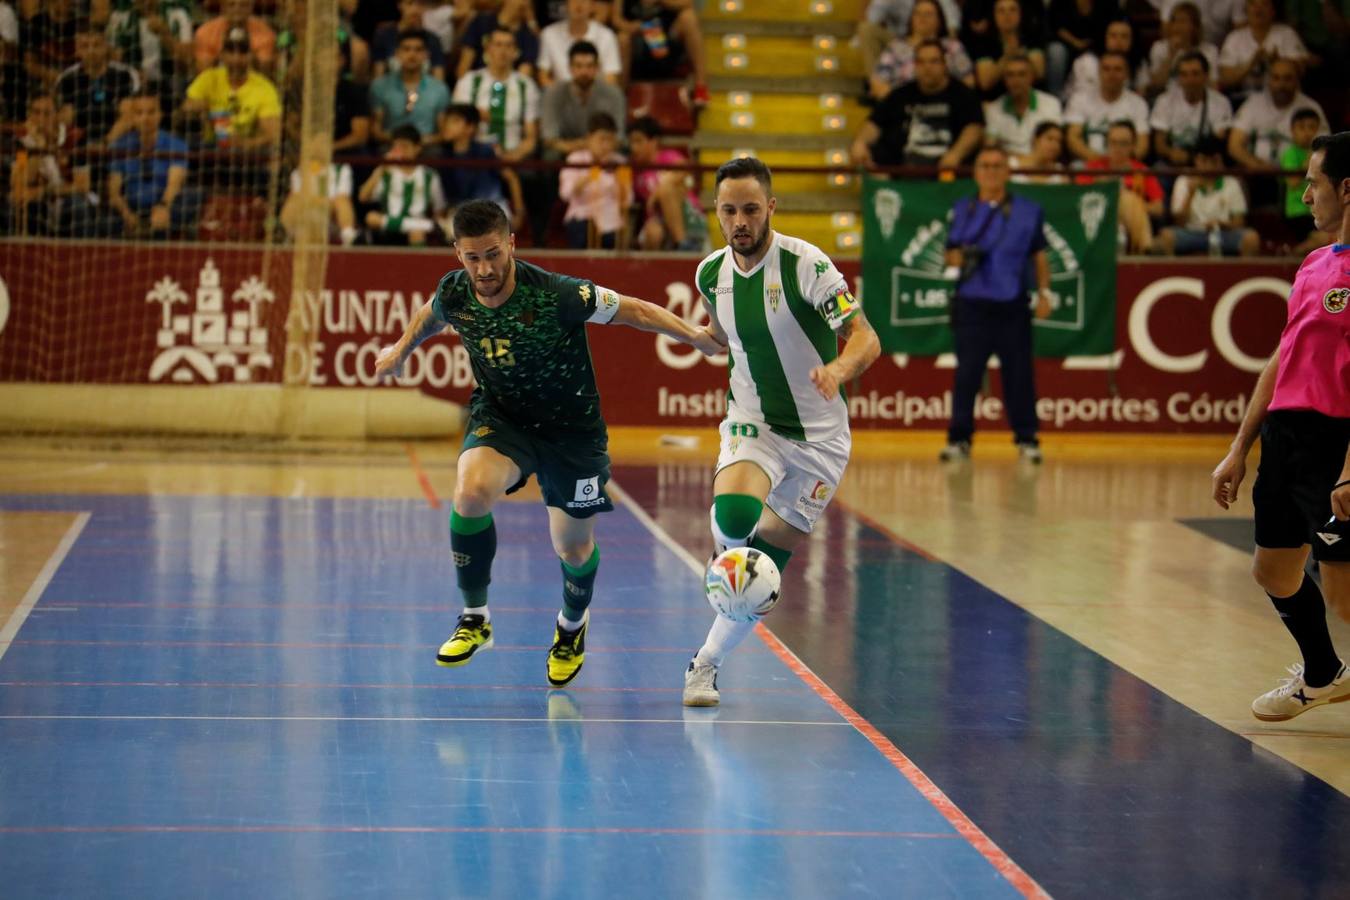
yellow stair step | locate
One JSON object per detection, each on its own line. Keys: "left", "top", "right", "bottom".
{"left": 709, "top": 35, "right": 863, "bottom": 78}
{"left": 702, "top": 97, "right": 867, "bottom": 136}
{"left": 703, "top": 0, "right": 865, "bottom": 25}
{"left": 698, "top": 148, "right": 858, "bottom": 194}
{"left": 703, "top": 210, "right": 863, "bottom": 258}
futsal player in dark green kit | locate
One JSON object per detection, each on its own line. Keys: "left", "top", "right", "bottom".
{"left": 376, "top": 200, "right": 724, "bottom": 686}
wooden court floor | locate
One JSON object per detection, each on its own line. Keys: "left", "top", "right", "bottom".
{"left": 2, "top": 429, "right": 1348, "bottom": 897}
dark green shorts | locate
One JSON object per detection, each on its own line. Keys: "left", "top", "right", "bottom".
{"left": 461, "top": 404, "right": 614, "bottom": 518}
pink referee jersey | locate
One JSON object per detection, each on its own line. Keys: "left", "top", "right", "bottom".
{"left": 1269, "top": 243, "right": 1350, "bottom": 417}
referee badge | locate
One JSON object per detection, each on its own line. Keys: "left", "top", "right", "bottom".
{"left": 1323, "top": 288, "right": 1349, "bottom": 314}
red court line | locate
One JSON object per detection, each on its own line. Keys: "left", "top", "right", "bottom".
{"left": 0, "top": 679, "right": 802, "bottom": 695}
{"left": 833, "top": 497, "right": 938, "bottom": 562}
{"left": 0, "top": 824, "right": 960, "bottom": 839}
{"left": 404, "top": 443, "right": 442, "bottom": 509}
{"left": 754, "top": 626, "right": 1051, "bottom": 900}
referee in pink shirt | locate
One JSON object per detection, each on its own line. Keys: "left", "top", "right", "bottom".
{"left": 1213, "top": 131, "right": 1350, "bottom": 721}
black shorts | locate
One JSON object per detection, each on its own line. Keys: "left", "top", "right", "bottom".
{"left": 460, "top": 402, "right": 614, "bottom": 519}
{"left": 1252, "top": 410, "right": 1350, "bottom": 561}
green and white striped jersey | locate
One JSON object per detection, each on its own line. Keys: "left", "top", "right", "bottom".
{"left": 452, "top": 68, "right": 539, "bottom": 153}
{"left": 695, "top": 232, "right": 861, "bottom": 442}
{"left": 370, "top": 165, "right": 447, "bottom": 220}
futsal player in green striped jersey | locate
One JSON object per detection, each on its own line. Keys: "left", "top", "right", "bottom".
{"left": 375, "top": 201, "right": 724, "bottom": 687}
{"left": 683, "top": 158, "right": 882, "bottom": 707}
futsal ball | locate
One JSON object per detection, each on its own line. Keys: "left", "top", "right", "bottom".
{"left": 704, "top": 547, "right": 781, "bottom": 622}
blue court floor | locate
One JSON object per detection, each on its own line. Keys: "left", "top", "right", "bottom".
{"left": 3, "top": 466, "right": 1349, "bottom": 898}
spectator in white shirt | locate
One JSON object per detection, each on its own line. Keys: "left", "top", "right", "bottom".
{"left": 1228, "top": 57, "right": 1328, "bottom": 171}
{"left": 856, "top": 0, "right": 963, "bottom": 73}
{"left": 1218, "top": 0, "right": 1308, "bottom": 100}
{"left": 983, "top": 52, "right": 1061, "bottom": 155}
{"left": 1155, "top": 0, "right": 1245, "bottom": 48}
{"left": 538, "top": 0, "right": 621, "bottom": 86}
{"left": 1065, "top": 18, "right": 1146, "bottom": 102}
{"left": 1143, "top": 2, "right": 1218, "bottom": 97}
{"left": 1154, "top": 137, "right": 1259, "bottom": 256}
{"left": 1065, "top": 51, "right": 1150, "bottom": 161}
{"left": 1151, "top": 51, "right": 1233, "bottom": 167}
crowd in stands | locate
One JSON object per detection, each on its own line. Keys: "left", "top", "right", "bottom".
{"left": 852, "top": 0, "right": 1348, "bottom": 255}
{"left": 3, "top": 0, "right": 1345, "bottom": 256}
{"left": 0, "top": 0, "right": 709, "bottom": 248}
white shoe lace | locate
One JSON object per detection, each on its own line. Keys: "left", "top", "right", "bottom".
{"left": 686, "top": 662, "right": 717, "bottom": 692}
{"left": 1267, "top": 663, "right": 1307, "bottom": 698}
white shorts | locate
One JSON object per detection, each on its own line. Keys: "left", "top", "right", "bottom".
{"left": 714, "top": 418, "right": 851, "bottom": 533}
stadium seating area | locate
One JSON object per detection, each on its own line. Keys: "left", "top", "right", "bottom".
{"left": 0, "top": 0, "right": 1345, "bottom": 255}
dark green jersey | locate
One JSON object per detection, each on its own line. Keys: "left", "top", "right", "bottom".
{"left": 431, "top": 259, "right": 621, "bottom": 432}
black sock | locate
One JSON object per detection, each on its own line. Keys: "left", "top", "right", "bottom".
{"left": 1269, "top": 575, "right": 1342, "bottom": 687}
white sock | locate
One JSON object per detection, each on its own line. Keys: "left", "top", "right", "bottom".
{"left": 400, "top": 215, "right": 433, "bottom": 234}
{"left": 557, "top": 609, "right": 588, "bottom": 631}
{"left": 465, "top": 606, "right": 489, "bottom": 622}
{"left": 339, "top": 226, "right": 357, "bottom": 245}
{"left": 694, "top": 614, "right": 756, "bottom": 668}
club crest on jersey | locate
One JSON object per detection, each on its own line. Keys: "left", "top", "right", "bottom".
{"left": 1324, "top": 288, "right": 1349, "bottom": 314}
{"left": 767, "top": 284, "right": 782, "bottom": 312}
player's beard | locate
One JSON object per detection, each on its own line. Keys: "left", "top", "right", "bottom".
{"left": 730, "top": 222, "right": 770, "bottom": 259}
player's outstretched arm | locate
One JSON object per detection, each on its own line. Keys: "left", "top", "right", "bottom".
{"left": 1212, "top": 348, "right": 1280, "bottom": 510}
{"left": 375, "top": 299, "right": 449, "bottom": 378}
{"left": 609, "top": 295, "right": 726, "bottom": 356}
{"left": 809, "top": 313, "right": 880, "bottom": 400}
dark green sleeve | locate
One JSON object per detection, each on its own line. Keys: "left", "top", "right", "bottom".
{"left": 553, "top": 272, "right": 602, "bottom": 325}
{"left": 430, "top": 271, "right": 457, "bottom": 322}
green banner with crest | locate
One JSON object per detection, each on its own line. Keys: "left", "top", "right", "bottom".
{"left": 860, "top": 177, "right": 1118, "bottom": 356}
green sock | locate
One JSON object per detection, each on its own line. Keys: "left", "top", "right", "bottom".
{"left": 560, "top": 544, "right": 600, "bottom": 624}
{"left": 450, "top": 510, "right": 495, "bottom": 608}
{"left": 713, "top": 493, "right": 764, "bottom": 545}
{"left": 749, "top": 534, "right": 792, "bottom": 574}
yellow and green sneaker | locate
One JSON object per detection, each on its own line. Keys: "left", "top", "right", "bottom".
{"left": 546, "top": 619, "right": 587, "bottom": 687}
{"left": 436, "top": 613, "right": 492, "bottom": 667}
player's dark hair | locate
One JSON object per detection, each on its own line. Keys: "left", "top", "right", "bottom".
{"left": 1175, "top": 49, "right": 1209, "bottom": 74}
{"left": 1291, "top": 107, "right": 1321, "bottom": 126}
{"left": 390, "top": 124, "right": 422, "bottom": 145}
{"left": 446, "top": 102, "right": 480, "bottom": 125}
{"left": 568, "top": 39, "right": 599, "bottom": 61}
{"left": 629, "top": 115, "right": 662, "bottom": 139}
{"left": 453, "top": 199, "right": 511, "bottom": 240}
{"left": 715, "top": 156, "right": 772, "bottom": 193}
{"left": 1312, "top": 131, "right": 1350, "bottom": 187}
{"left": 587, "top": 111, "right": 618, "bottom": 134}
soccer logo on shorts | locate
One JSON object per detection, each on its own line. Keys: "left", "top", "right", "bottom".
{"left": 1323, "top": 288, "right": 1349, "bottom": 314}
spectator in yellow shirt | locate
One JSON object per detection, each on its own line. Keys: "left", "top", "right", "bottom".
{"left": 182, "top": 26, "right": 280, "bottom": 150}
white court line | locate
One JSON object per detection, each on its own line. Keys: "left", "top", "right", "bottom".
{"left": 606, "top": 481, "right": 707, "bottom": 572}
{"left": 0, "top": 714, "right": 847, "bottom": 726}
{"left": 0, "top": 512, "right": 91, "bottom": 664}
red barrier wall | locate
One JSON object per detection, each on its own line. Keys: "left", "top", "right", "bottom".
{"left": 0, "top": 243, "right": 1296, "bottom": 432}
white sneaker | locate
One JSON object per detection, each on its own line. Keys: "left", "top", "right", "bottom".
{"left": 683, "top": 659, "right": 720, "bottom": 707}
{"left": 1016, "top": 442, "right": 1043, "bottom": 464}
{"left": 938, "top": 441, "right": 970, "bottom": 462}
{"left": 1251, "top": 662, "right": 1350, "bottom": 721}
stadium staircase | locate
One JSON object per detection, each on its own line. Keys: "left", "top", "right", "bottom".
{"left": 696, "top": 0, "right": 866, "bottom": 256}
